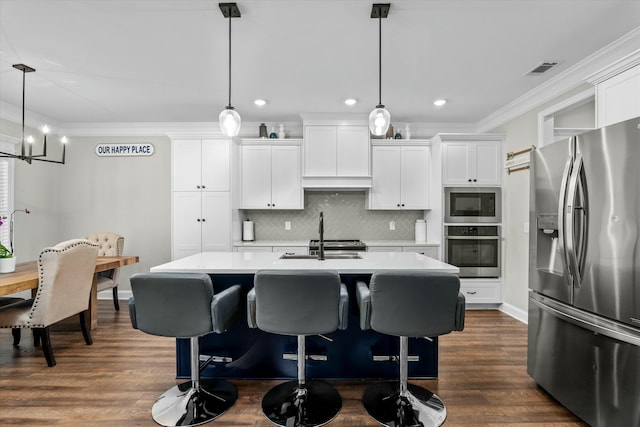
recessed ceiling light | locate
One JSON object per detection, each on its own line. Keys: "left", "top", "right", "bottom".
{"left": 433, "top": 99, "right": 447, "bottom": 107}
{"left": 345, "top": 98, "right": 357, "bottom": 106}
{"left": 254, "top": 99, "right": 267, "bottom": 106}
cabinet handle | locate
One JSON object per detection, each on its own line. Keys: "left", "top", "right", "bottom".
{"left": 466, "top": 291, "right": 477, "bottom": 295}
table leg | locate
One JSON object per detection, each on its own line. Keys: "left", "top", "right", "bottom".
{"left": 88, "top": 273, "right": 98, "bottom": 330}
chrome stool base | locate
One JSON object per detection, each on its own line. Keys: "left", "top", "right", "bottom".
{"left": 262, "top": 380, "right": 342, "bottom": 427}
{"left": 362, "top": 381, "right": 446, "bottom": 427}
{"left": 151, "top": 379, "right": 237, "bottom": 427}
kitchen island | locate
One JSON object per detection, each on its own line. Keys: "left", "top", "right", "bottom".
{"left": 151, "top": 251, "right": 459, "bottom": 380}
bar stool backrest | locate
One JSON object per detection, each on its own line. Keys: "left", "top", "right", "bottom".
{"left": 370, "top": 270, "right": 462, "bottom": 337}
{"left": 254, "top": 269, "right": 341, "bottom": 336}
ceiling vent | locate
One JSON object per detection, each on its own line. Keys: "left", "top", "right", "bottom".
{"left": 526, "top": 61, "right": 558, "bottom": 75}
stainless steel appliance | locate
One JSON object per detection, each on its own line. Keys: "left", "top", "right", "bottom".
{"left": 308, "top": 239, "right": 366, "bottom": 256}
{"left": 444, "top": 187, "right": 501, "bottom": 223}
{"left": 528, "top": 117, "right": 640, "bottom": 426}
{"left": 444, "top": 225, "right": 500, "bottom": 278}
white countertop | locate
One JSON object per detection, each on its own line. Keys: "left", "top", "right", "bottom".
{"left": 151, "top": 251, "right": 458, "bottom": 275}
{"left": 232, "top": 240, "right": 440, "bottom": 248}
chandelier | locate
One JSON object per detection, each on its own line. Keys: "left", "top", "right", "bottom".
{"left": 0, "top": 64, "right": 66, "bottom": 164}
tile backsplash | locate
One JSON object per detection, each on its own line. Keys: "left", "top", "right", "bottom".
{"left": 244, "top": 191, "right": 423, "bottom": 240}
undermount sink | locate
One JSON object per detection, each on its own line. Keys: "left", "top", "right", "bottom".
{"left": 279, "top": 253, "right": 362, "bottom": 260}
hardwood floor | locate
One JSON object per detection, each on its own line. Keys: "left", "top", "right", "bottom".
{"left": 0, "top": 302, "right": 586, "bottom": 426}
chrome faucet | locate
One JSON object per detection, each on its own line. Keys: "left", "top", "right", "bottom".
{"left": 318, "top": 211, "right": 325, "bottom": 260}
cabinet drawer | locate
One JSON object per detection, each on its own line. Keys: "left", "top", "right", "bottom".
{"left": 367, "top": 246, "right": 402, "bottom": 252}
{"left": 402, "top": 246, "right": 438, "bottom": 259}
{"left": 235, "top": 246, "right": 273, "bottom": 252}
{"left": 460, "top": 283, "right": 501, "bottom": 304}
{"left": 275, "top": 246, "right": 308, "bottom": 255}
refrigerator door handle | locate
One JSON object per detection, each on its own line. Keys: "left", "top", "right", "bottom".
{"left": 566, "top": 153, "right": 584, "bottom": 288}
{"left": 557, "top": 154, "right": 573, "bottom": 288}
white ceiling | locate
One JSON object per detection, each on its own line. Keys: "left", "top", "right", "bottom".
{"left": 0, "top": 0, "right": 639, "bottom": 128}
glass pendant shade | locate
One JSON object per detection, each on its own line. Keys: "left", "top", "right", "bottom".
{"left": 219, "top": 108, "right": 241, "bottom": 137}
{"left": 369, "top": 106, "right": 391, "bottom": 136}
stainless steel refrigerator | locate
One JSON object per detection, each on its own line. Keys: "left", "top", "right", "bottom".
{"left": 528, "top": 116, "right": 640, "bottom": 426}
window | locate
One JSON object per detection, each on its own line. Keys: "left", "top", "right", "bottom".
{"left": 0, "top": 136, "right": 16, "bottom": 248}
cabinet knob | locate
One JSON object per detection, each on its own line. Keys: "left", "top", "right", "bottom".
{"left": 473, "top": 179, "right": 477, "bottom": 182}
{"left": 397, "top": 203, "right": 401, "bottom": 207}
{"left": 267, "top": 203, "right": 271, "bottom": 207}
{"left": 201, "top": 218, "right": 206, "bottom": 222}
{"left": 197, "top": 218, "right": 201, "bottom": 222}
{"left": 196, "top": 185, "right": 201, "bottom": 189}
{"left": 468, "top": 179, "right": 472, "bottom": 182}
{"left": 401, "top": 204, "right": 405, "bottom": 207}
{"left": 201, "top": 185, "right": 206, "bottom": 189}
{"left": 272, "top": 203, "right": 275, "bottom": 207}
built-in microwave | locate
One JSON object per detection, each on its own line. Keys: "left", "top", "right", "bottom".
{"left": 444, "top": 187, "right": 501, "bottom": 223}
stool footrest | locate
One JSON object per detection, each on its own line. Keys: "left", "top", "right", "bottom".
{"left": 282, "top": 353, "right": 328, "bottom": 361}
{"left": 373, "top": 355, "right": 420, "bottom": 362}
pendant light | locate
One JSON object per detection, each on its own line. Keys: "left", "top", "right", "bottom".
{"left": 218, "top": 3, "right": 241, "bottom": 137}
{"left": 369, "top": 4, "right": 391, "bottom": 136}
{"left": 0, "top": 64, "right": 67, "bottom": 164}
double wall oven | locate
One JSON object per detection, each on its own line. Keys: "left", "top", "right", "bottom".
{"left": 444, "top": 187, "right": 501, "bottom": 278}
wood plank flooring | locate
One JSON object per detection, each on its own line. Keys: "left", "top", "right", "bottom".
{"left": 0, "top": 302, "right": 586, "bottom": 426}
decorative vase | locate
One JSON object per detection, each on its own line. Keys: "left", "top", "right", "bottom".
{"left": 259, "top": 123, "right": 268, "bottom": 139}
{"left": 0, "top": 257, "right": 16, "bottom": 273}
{"left": 269, "top": 127, "right": 277, "bottom": 139}
{"left": 385, "top": 124, "right": 394, "bottom": 140}
{"left": 278, "top": 124, "right": 285, "bottom": 139}
{"left": 405, "top": 124, "right": 411, "bottom": 140}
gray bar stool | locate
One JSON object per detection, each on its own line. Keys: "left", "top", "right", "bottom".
{"left": 247, "top": 269, "right": 349, "bottom": 427}
{"left": 356, "top": 271, "right": 465, "bottom": 427}
{"left": 129, "top": 273, "right": 242, "bottom": 427}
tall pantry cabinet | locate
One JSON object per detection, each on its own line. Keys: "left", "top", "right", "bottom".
{"left": 171, "top": 138, "right": 233, "bottom": 260}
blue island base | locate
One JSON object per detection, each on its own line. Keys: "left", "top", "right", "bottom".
{"left": 176, "top": 274, "right": 438, "bottom": 380}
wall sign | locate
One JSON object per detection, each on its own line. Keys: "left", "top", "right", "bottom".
{"left": 95, "top": 143, "right": 154, "bottom": 157}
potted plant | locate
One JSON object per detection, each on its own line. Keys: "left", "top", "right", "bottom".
{"left": 0, "top": 242, "right": 16, "bottom": 273}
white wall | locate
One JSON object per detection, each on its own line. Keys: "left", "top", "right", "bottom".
{"left": 1, "top": 120, "right": 173, "bottom": 294}
{"left": 491, "top": 84, "right": 595, "bottom": 316}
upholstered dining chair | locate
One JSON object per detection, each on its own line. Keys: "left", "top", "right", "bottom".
{"left": 0, "top": 297, "right": 25, "bottom": 346}
{"left": 0, "top": 239, "right": 99, "bottom": 367}
{"left": 85, "top": 232, "right": 124, "bottom": 310}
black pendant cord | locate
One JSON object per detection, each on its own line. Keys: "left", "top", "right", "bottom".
{"left": 378, "top": 14, "right": 382, "bottom": 107}
{"left": 21, "top": 69, "right": 26, "bottom": 158}
{"left": 227, "top": 14, "right": 232, "bottom": 109}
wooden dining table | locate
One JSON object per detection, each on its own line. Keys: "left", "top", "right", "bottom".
{"left": 0, "top": 255, "right": 139, "bottom": 330}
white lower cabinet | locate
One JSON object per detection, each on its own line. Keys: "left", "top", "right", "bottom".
{"left": 367, "top": 246, "right": 402, "bottom": 252}
{"left": 459, "top": 279, "right": 502, "bottom": 304}
{"left": 172, "top": 192, "right": 231, "bottom": 260}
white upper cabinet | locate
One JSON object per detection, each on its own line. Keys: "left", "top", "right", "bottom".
{"left": 442, "top": 140, "right": 501, "bottom": 186}
{"left": 595, "top": 64, "right": 640, "bottom": 128}
{"left": 303, "top": 125, "right": 370, "bottom": 183}
{"left": 171, "top": 137, "right": 232, "bottom": 260}
{"left": 240, "top": 141, "right": 303, "bottom": 209}
{"left": 368, "top": 143, "right": 430, "bottom": 210}
{"left": 172, "top": 139, "right": 230, "bottom": 192}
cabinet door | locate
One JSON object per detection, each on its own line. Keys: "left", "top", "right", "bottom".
{"left": 172, "top": 140, "right": 203, "bottom": 191}
{"left": 271, "top": 145, "right": 303, "bottom": 209}
{"left": 240, "top": 145, "right": 272, "bottom": 209}
{"left": 201, "top": 192, "right": 231, "bottom": 252}
{"left": 597, "top": 64, "right": 640, "bottom": 127}
{"left": 442, "top": 143, "right": 471, "bottom": 185}
{"left": 336, "top": 126, "right": 370, "bottom": 176}
{"left": 172, "top": 192, "right": 203, "bottom": 260}
{"left": 473, "top": 142, "right": 501, "bottom": 185}
{"left": 401, "top": 146, "right": 430, "bottom": 209}
{"left": 304, "top": 126, "right": 337, "bottom": 176}
{"left": 370, "top": 146, "right": 401, "bottom": 209}
{"left": 201, "top": 139, "right": 230, "bottom": 191}
{"left": 403, "top": 246, "right": 439, "bottom": 259}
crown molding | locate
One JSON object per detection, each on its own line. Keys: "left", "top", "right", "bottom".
{"left": 476, "top": 26, "right": 640, "bottom": 133}
{"left": 584, "top": 49, "right": 640, "bottom": 84}
{"left": 0, "top": 101, "right": 62, "bottom": 133}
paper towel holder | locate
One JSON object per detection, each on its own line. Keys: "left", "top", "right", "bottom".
{"left": 243, "top": 219, "right": 255, "bottom": 241}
